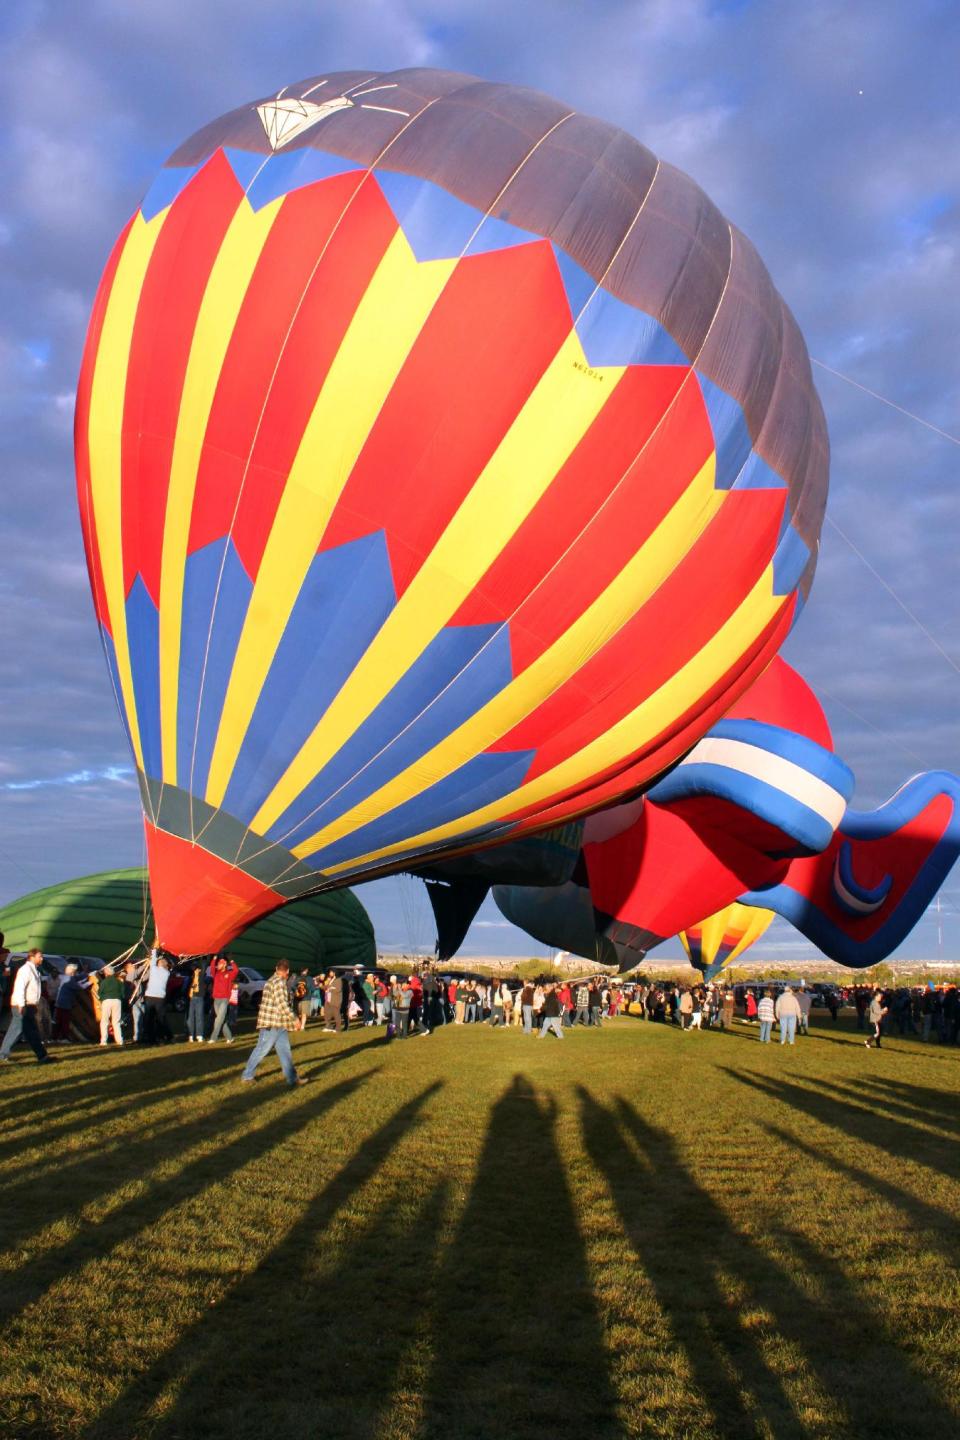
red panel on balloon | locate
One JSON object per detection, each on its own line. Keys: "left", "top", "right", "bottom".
{"left": 319, "top": 238, "right": 571, "bottom": 596}
{"left": 144, "top": 821, "right": 285, "bottom": 955}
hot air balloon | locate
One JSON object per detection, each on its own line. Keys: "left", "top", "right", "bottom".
{"left": 679, "top": 903, "right": 774, "bottom": 980}
{"left": 494, "top": 657, "right": 960, "bottom": 968}
{"left": 75, "top": 68, "right": 828, "bottom": 955}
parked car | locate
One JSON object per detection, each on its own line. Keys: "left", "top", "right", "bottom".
{"left": 236, "top": 966, "right": 267, "bottom": 1009}
{"left": 7, "top": 951, "right": 105, "bottom": 986}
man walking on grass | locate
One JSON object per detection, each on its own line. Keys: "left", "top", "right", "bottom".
{"left": 240, "top": 960, "right": 307, "bottom": 1087}
{"left": 864, "top": 990, "right": 888, "bottom": 1050}
{"left": 0, "top": 950, "right": 55, "bottom": 1065}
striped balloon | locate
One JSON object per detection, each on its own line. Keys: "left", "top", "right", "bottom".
{"left": 679, "top": 903, "right": 775, "bottom": 980}
{"left": 75, "top": 68, "right": 828, "bottom": 954}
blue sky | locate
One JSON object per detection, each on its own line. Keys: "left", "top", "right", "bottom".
{"left": 0, "top": 0, "right": 957, "bottom": 961}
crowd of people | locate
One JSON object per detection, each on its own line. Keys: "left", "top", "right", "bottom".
{"left": 2, "top": 930, "right": 959, "bottom": 1074}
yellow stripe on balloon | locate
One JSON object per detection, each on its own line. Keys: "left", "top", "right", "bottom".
{"left": 203, "top": 230, "right": 458, "bottom": 810}
{"left": 717, "top": 904, "right": 774, "bottom": 963}
{"left": 86, "top": 209, "right": 168, "bottom": 773}
{"left": 319, "top": 563, "right": 787, "bottom": 875}
{"left": 289, "top": 443, "right": 722, "bottom": 859}
{"left": 681, "top": 903, "right": 774, "bottom": 970}
{"left": 158, "top": 195, "right": 283, "bottom": 784}
{"left": 253, "top": 330, "right": 626, "bottom": 837}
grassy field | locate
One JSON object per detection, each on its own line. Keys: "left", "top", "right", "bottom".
{"left": 0, "top": 1012, "right": 957, "bottom": 1440}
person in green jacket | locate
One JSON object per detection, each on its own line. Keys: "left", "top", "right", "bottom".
{"left": 98, "top": 966, "right": 125, "bottom": 1047}
{"left": 361, "top": 974, "right": 376, "bottom": 1026}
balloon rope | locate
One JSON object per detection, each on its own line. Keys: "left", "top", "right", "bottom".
{"left": 812, "top": 359, "right": 960, "bottom": 447}
{"left": 824, "top": 515, "right": 960, "bottom": 679}
{"left": 139, "top": 827, "right": 150, "bottom": 947}
{"left": 812, "top": 358, "right": 960, "bottom": 680}
{"left": 814, "top": 680, "right": 929, "bottom": 770}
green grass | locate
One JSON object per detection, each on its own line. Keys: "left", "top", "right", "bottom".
{"left": 0, "top": 1013, "right": 957, "bottom": 1440}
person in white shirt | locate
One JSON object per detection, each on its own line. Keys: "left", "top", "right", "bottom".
{"left": 775, "top": 987, "right": 802, "bottom": 1046}
{"left": 143, "top": 954, "right": 173, "bottom": 1044}
{"left": 757, "top": 989, "right": 776, "bottom": 1043}
{"left": 0, "top": 950, "right": 54, "bottom": 1064}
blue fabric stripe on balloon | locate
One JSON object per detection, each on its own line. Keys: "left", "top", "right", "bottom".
{"left": 694, "top": 719, "right": 854, "bottom": 795}
{"left": 125, "top": 577, "right": 162, "bottom": 781}
{"left": 375, "top": 170, "right": 539, "bottom": 262}
{"left": 223, "top": 532, "right": 397, "bottom": 825}
{"left": 140, "top": 165, "right": 201, "bottom": 222}
{"left": 651, "top": 762, "right": 840, "bottom": 854}
{"left": 247, "top": 147, "right": 363, "bottom": 210}
{"left": 695, "top": 372, "right": 755, "bottom": 491}
{"left": 176, "top": 539, "right": 253, "bottom": 798}
{"left": 268, "top": 620, "right": 515, "bottom": 850}
{"left": 300, "top": 749, "right": 535, "bottom": 871}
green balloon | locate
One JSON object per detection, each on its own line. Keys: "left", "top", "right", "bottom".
{"left": 0, "top": 868, "right": 375, "bottom": 971}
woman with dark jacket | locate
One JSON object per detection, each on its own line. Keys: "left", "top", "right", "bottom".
{"left": 538, "top": 984, "right": 564, "bottom": 1040}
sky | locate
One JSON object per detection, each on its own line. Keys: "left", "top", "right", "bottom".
{"left": 0, "top": 0, "right": 957, "bottom": 961}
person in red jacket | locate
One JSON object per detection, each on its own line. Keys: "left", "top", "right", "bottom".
{"left": 208, "top": 954, "right": 239, "bottom": 1044}
{"left": 557, "top": 982, "right": 574, "bottom": 1028}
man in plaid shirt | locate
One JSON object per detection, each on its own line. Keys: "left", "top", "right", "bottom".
{"left": 240, "top": 959, "right": 307, "bottom": 1087}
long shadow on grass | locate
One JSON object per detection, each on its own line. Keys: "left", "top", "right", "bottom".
{"left": 723, "top": 1070, "right": 960, "bottom": 1183}
{"left": 588, "top": 1091, "right": 954, "bottom": 1438}
{"left": 853, "top": 1076, "right": 960, "bottom": 1136}
{"left": 765, "top": 1122, "right": 960, "bottom": 1268}
{"left": 0, "top": 1055, "right": 378, "bottom": 1322}
{"left": 81, "top": 1082, "right": 443, "bottom": 1440}
{"left": 0, "top": 1035, "right": 379, "bottom": 1192}
{"left": 579, "top": 1087, "right": 810, "bottom": 1438}
{"left": 821, "top": 1077, "right": 960, "bottom": 1140}
{"left": 0, "top": 1029, "right": 359, "bottom": 1123}
{"left": 417, "top": 1073, "right": 626, "bottom": 1440}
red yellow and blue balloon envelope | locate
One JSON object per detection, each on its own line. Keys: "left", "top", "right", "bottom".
{"left": 75, "top": 68, "right": 828, "bottom": 953}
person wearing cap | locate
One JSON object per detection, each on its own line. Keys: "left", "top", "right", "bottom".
{"left": 52, "top": 962, "right": 88, "bottom": 1042}
{"left": 208, "top": 954, "right": 239, "bottom": 1044}
{"left": 240, "top": 960, "right": 307, "bottom": 1086}
{"left": 0, "top": 950, "right": 54, "bottom": 1064}
{"left": 98, "top": 965, "right": 125, "bottom": 1046}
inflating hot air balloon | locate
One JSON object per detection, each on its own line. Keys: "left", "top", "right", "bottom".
{"left": 494, "top": 657, "right": 960, "bottom": 968}
{"left": 679, "top": 903, "right": 774, "bottom": 980}
{"left": 75, "top": 68, "right": 828, "bottom": 955}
